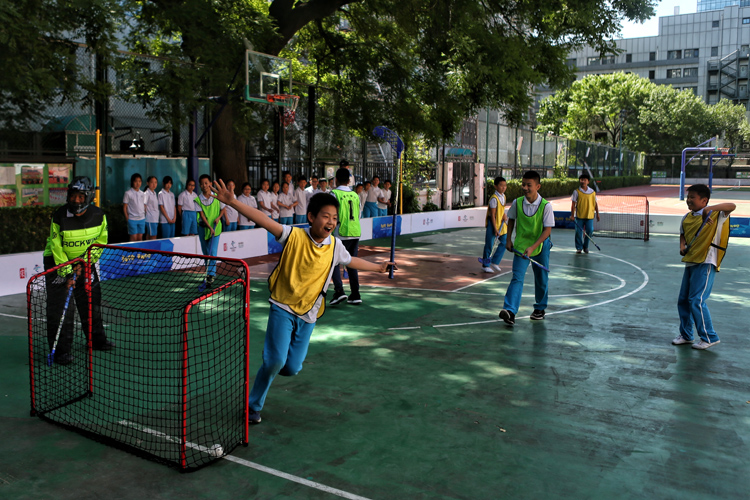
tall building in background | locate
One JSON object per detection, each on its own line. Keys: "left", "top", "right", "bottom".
{"left": 698, "top": 0, "right": 743, "bottom": 13}
{"left": 535, "top": 5, "right": 750, "bottom": 120}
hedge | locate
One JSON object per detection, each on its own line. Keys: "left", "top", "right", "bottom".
{"left": 487, "top": 175, "right": 651, "bottom": 205}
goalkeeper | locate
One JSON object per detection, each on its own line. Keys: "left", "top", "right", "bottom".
{"left": 211, "top": 179, "right": 396, "bottom": 425}
{"left": 43, "top": 177, "right": 115, "bottom": 365}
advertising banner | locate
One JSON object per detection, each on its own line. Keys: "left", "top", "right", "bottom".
{"left": 372, "top": 216, "right": 402, "bottom": 239}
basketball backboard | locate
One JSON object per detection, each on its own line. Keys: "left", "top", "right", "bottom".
{"left": 244, "top": 50, "right": 293, "bottom": 105}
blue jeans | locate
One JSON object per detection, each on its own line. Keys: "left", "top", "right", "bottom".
{"left": 503, "top": 238, "right": 552, "bottom": 314}
{"left": 363, "top": 202, "right": 378, "bottom": 218}
{"left": 294, "top": 214, "right": 307, "bottom": 225}
{"left": 199, "top": 232, "right": 220, "bottom": 276}
{"left": 181, "top": 211, "right": 197, "bottom": 235}
{"left": 677, "top": 264, "right": 718, "bottom": 343}
{"left": 160, "top": 223, "right": 175, "bottom": 238}
{"left": 482, "top": 224, "right": 506, "bottom": 266}
{"left": 248, "top": 304, "right": 316, "bottom": 411}
{"left": 575, "top": 218, "right": 594, "bottom": 251}
{"left": 224, "top": 221, "right": 237, "bottom": 232}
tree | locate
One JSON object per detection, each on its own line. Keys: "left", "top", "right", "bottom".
{"left": 537, "top": 73, "right": 750, "bottom": 154}
{"left": 4, "top": 0, "right": 656, "bottom": 184}
{"left": 537, "top": 73, "right": 652, "bottom": 147}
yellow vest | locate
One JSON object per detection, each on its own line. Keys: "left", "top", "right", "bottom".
{"left": 575, "top": 189, "right": 596, "bottom": 219}
{"left": 485, "top": 192, "right": 507, "bottom": 235}
{"left": 682, "top": 211, "right": 730, "bottom": 270}
{"left": 268, "top": 228, "right": 337, "bottom": 318}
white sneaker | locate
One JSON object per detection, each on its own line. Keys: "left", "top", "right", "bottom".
{"left": 491, "top": 264, "right": 502, "bottom": 272}
{"left": 692, "top": 339, "right": 720, "bottom": 350}
{"left": 672, "top": 336, "right": 693, "bottom": 345}
{"left": 482, "top": 266, "right": 494, "bottom": 273}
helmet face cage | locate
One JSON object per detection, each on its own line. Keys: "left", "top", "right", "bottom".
{"left": 67, "top": 176, "right": 95, "bottom": 214}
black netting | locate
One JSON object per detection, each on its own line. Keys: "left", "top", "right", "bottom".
{"left": 594, "top": 195, "right": 650, "bottom": 241}
{"left": 28, "top": 245, "right": 249, "bottom": 470}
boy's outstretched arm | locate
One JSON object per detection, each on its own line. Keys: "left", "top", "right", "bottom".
{"left": 348, "top": 257, "right": 397, "bottom": 273}
{"left": 705, "top": 202, "right": 736, "bottom": 215}
{"left": 211, "top": 180, "right": 284, "bottom": 239}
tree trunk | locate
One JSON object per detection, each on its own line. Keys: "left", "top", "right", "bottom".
{"left": 212, "top": 103, "right": 247, "bottom": 188}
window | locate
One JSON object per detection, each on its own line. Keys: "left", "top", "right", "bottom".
{"left": 711, "top": 46, "right": 719, "bottom": 57}
{"left": 743, "top": 18, "right": 750, "bottom": 24}
{"left": 684, "top": 49, "right": 699, "bottom": 58}
{"left": 666, "top": 69, "right": 681, "bottom": 79}
{"left": 667, "top": 50, "right": 682, "bottom": 60}
{"left": 587, "top": 55, "right": 615, "bottom": 66}
{"left": 712, "top": 20, "right": 720, "bottom": 28}
{"left": 683, "top": 68, "right": 698, "bottom": 77}
{"left": 649, "top": 70, "right": 655, "bottom": 79}
{"left": 740, "top": 85, "right": 747, "bottom": 96}
{"left": 626, "top": 54, "right": 632, "bottom": 63}
{"left": 566, "top": 58, "right": 576, "bottom": 68}
{"left": 741, "top": 65, "right": 748, "bottom": 76}
{"left": 649, "top": 52, "right": 656, "bottom": 61}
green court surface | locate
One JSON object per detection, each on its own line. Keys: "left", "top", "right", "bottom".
{"left": 1, "top": 227, "right": 749, "bottom": 499}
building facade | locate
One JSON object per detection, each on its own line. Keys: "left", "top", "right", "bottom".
{"left": 536, "top": 5, "right": 750, "bottom": 113}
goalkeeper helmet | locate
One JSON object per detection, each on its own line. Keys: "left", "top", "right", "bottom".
{"left": 67, "top": 176, "right": 95, "bottom": 215}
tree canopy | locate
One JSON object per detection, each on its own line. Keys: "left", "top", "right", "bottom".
{"left": 2, "top": 0, "right": 657, "bottom": 181}
{"left": 537, "top": 73, "right": 750, "bottom": 154}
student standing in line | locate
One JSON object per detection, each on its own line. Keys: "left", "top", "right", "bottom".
{"left": 123, "top": 173, "right": 145, "bottom": 241}
{"left": 158, "top": 176, "right": 177, "bottom": 238}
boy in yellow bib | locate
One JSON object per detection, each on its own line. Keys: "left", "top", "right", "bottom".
{"left": 673, "top": 184, "right": 735, "bottom": 350}
{"left": 211, "top": 180, "right": 395, "bottom": 424}
{"left": 569, "top": 173, "right": 599, "bottom": 254}
{"left": 479, "top": 177, "right": 508, "bottom": 273}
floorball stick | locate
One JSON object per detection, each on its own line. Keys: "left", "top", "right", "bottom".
{"left": 573, "top": 220, "right": 602, "bottom": 251}
{"left": 48, "top": 285, "right": 75, "bottom": 367}
{"left": 512, "top": 249, "right": 550, "bottom": 272}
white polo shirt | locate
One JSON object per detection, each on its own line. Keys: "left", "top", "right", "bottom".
{"left": 294, "top": 187, "right": 308, "bottom": 216}
{"left": 178, "top": 190, "right": 198, "bottom": 212}
{"left": 237, "top": 194, "right": 257, "bottom": 226}
{"left": 158, "top": 189, "right": 176, "bottom": 223}
{"left": 144, "top": 188, "right": 160, "bottom": 223}
{"left": 123, "top": 188, "right": 145, "bottom": 220}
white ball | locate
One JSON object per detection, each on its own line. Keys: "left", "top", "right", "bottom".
{"left": 208, "top": 444, "right": 224, "bottom": 457}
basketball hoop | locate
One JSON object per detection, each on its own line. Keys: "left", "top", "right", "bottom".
{"left": 719, "top": 148, "right": 730, "bottom": 155}
{"left": 266, "top": 94, "right": 300, "bottom": 127}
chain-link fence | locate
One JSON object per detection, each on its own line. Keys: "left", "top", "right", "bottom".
{"left": 1, "top": 44, "right": 208, "bottom": 159}
{"left": 477, "top": 110, "right": 644, "bottom": 180}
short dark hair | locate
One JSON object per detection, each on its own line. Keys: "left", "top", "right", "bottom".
{"left": 162, "top": 176, "right": 173, "bottom": 185}
{"left": 371, "top": 175, "right": 380, "bottom": 181}
{"left": 579, "top": 173, "right": 590, "bottom": 181}
{"left": 494, "top": 176, "right": 506, "bottom": 186}
{"left": 339, "top": 159, "right": 350, "bottom": 168}
{"left": 226, "top": 178, "right": 235, "bottom": 185}
{"left": 260, "top": 178, "right": 269, "bottom": 186}
{"left": 146, "top": 175, "right": 157, "bottom": 184}
{"left": 298, "top": 176, "right": 307, "bottom": 182}
{"left": 364, "top": 181, "right": 371, "bottom": 187}
{"left": 522, "top": 170, "right": 541, "bottom": 183}
{"left": 310, "top": 175, "right": 319, "bottom": 181}
{"left": 687, "top": 183, "right": 711, "bottom": 201}
{"left": 308, "top": 192, "right": 339, "bottom": 217}
{"left": 130, "top": 173, "right": 142, "bottom": 187}
{"left": 335, "top": 167, "right": 351, "bottom": 184}
{"left": 383, "top": 179, "right": 392, "bottom": 185}
{"left": 282, "top": 171, "right": 291, "bottom": 178}
{"left": 355, "top": 183, "right": 363, "bottom": 189}
{"left": 241, "top": 182, "right": 251, "bottom": 190}
{"left": 199, "top": 174, "right": 211, "bottom": 183}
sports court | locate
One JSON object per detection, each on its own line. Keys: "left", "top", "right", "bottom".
{"left": 1, "top": 188, "right": 749, "bottom": 499}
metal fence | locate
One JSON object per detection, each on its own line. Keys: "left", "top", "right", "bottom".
{"left": 0, "top": 44, "right": 208, "bottom": 159}
{"left": 477, "top": 110, "right": 644, "bottom": 179}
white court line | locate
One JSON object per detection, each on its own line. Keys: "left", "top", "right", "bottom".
{"left": 389, "top": 252, "right": 649, "bottom": 330}
{"left": 453, "top": 271, "right": 511, "bottom": 291}
{"left": 0, "top": 312, "right": 26, "bottom": 320}
{"left": 118, "top": 420, "right": 372, "bottom": 500}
